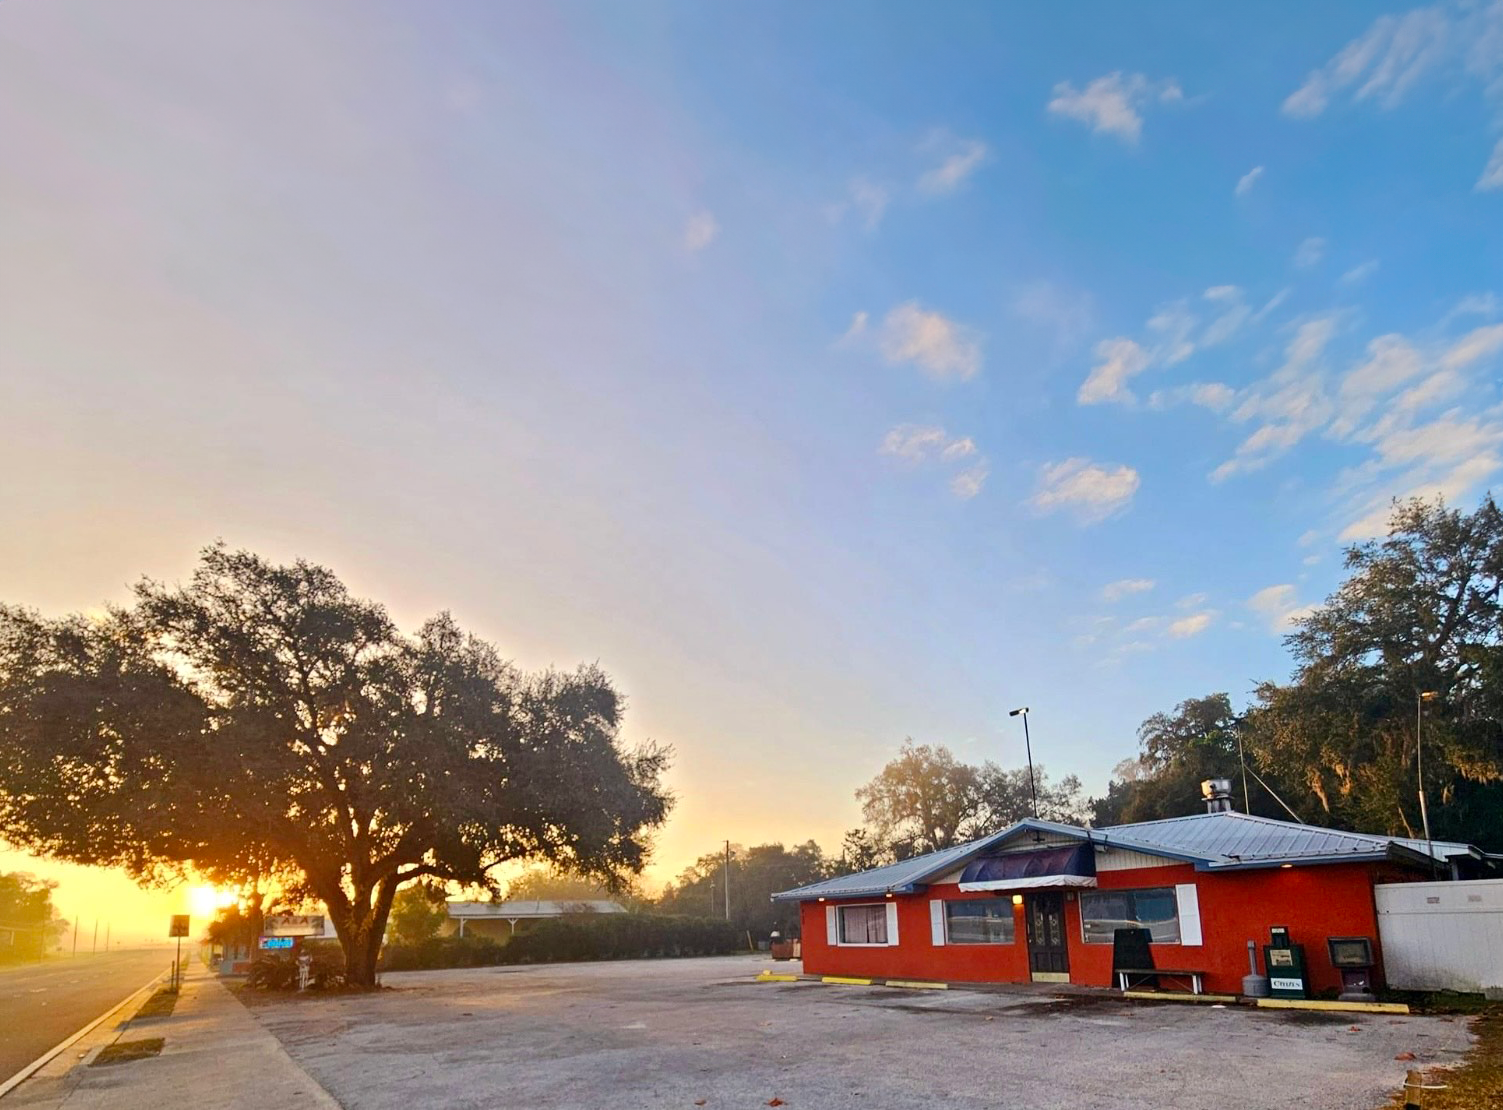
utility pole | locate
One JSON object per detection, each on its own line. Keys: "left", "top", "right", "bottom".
{"left": 105, "top": 923, "right": 110, "bottom": 952}
{"left": 708, "top": 879, "right": 715, "bottom": 917}
{"left": 1417, "top": 690, "right": 1439, "bottom": 870}
{"left": 71, "top": 916, "right": 78, "bottom": 958}
{"left": 1236, "top": 728, "right": 1251, "bottom": 814}
{"left": 723, "top": 841, "right": 731, "bottom": 921}
{"left": 92, "top": 918, "right": 98, "bottom": 956}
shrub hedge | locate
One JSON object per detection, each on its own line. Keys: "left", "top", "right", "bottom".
{"left": 380, "top": 913, "right": 739, "bottom": 972}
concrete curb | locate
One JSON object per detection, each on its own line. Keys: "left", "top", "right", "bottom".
{"left": 750, "top": 973, "right": 1409, "bottom": 1013}
{"left": 1254, "top": 997, "right": 1410, "bottom": 1014}
{"left": 0, "top": 971, "right": 166, "bottom": 1101}
{"left": 1121, "top": 990, "right": 1237, "bottom": 1004}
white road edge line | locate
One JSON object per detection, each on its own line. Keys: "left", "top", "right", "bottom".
{"left": 0, "top": 969, "right": 168, "bottom": 1100}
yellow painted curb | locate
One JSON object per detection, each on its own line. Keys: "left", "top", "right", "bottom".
{"left": 1122, "top": 990, "right": 1237, "bottom": 1003}
{"left": 1254, "top": 998, "right": 1409, "bottom": 1014}
{"left": 754, "top": 972, "right": 800, "bottom": 982}
{"left": 821, "top": 975, "right": 874, "bottom": 986}
{"left": 885, "top": 979, "right": 948, "bottom": 990}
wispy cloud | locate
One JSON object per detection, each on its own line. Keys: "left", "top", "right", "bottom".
{"left": 1173, "top": 293, "right": 1503, "bottom": 536}
{"left": 1283, "top": 6, "right": 1452, "bottom": 118}
{"left": 879, "top": 302, "right": 983, "bottom": 381}
{"left": 836, "top": 311, "right": 869, "bottom": 346}
{"left": 1080, "top": 285, "right": 1274, "bottom": 407}
{"left": 880, "top": 424, "right": 988, "bottom": 499}
{"left": 1210, "top": 315, "right": 1340, "bottom": 482}
{"left": 1293, "top": 237, "right": 1327, "bottom": 268}
{"left": 1100, "top": 577, "right": 1155, "bottom": 602}
{"left": 1247, "top": 584, "right": 1313, "bottom": 633}
{"left": 1482, "top": 139, "right": 1503, "bottom": 192}
{"left": 1047, "top": 72, "right": 1184, "bottom": 144}
{"left": 683, "top": 211, "right": 719, "bottom": 253}
{"left": 1167, "top": 610, "right": 1218, "bottom": 638}
{"left": 1235, "top": 166, "right": 1265, "bottom": 196}
{"left": 1031, "top": 458, "right": 1140, "bottom": 523}
{"left": 1341, "top": 259, "right": 1381, "bottom": 285}
{"left": 829, "top": 177, "right": 891, "bottom": 230}
{"left": 917, "top": 134, "right": 989, "bottom": 195}
{"left": 1078, "top": 337, "right": 1151, "bottom": 405}
{"left": 1282, "top": 3, "right": 1503, "bottom": 189}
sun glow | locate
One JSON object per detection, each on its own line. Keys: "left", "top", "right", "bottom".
{"left": 187, "top": 884, "right": 237, "bottom": 920}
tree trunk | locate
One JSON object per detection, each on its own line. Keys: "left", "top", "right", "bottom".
{"left": 340, "top": 875, "right": 400, "bottom": 989}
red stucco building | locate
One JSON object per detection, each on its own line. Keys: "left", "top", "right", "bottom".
{"left": 773, "top": 809, "right": 1482, "bottom": 996}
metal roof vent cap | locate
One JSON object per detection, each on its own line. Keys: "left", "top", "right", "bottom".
{"left": 1201, "top": 778, "right": 1234, "bottom": 814}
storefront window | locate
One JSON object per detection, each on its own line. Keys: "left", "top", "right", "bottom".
{"left": 944, "top": 899, "right": 1015, "bottom": 944}
{"left": 1080, "top": 888, "right": 1180, "bottom": 944}
{"left": 838, "top": 904, "right": 888, "bottom": 944}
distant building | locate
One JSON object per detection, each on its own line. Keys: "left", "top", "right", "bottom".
{"left": 446, "top": 900, "right": 627, "bottom": 940}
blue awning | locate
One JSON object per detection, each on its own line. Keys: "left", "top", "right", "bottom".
{"left": 957, "top": 843, "right": 1097, "bottom": 891}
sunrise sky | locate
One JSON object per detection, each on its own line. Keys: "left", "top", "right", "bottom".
{"left": 3, "top": 0, "right": 1502, "bottom": 943}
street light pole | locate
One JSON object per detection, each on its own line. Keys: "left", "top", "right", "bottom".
{"left": 1417, "top": 690, "right": 1439, "bottom": 869}
{"left": 1009, "top": 707, "right": 1038, "bottom": 819}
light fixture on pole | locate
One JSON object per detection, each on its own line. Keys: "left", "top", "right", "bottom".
{"left": 1008, "top": 707, "right": 1038, "bottom": 820}
{"left": 1416, "top": 690, "right": 1439, "bottom": 869}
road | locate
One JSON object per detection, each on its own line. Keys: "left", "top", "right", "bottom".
{"left": 0, "top": 950, "right": 171, "bottom": 1081}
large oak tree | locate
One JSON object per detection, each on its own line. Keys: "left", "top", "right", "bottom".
{"left": 0, "top": 545, "right": 671, "bottom": 985}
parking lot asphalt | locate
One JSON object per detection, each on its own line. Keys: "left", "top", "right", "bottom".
{"left": 241, "top": 955, "right": 1473, "bottom": 1110}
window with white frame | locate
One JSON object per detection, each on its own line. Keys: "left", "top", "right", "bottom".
{"left": 1079, "top": 888, "right": 1181, "bottom": 944}
{"left": 944, "top": 899, "right": 1015, "bottom": 944}
{"left": 838, "top": 903, "right": 888, "bottom": 945}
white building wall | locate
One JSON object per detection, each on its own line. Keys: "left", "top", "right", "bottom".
{"left": 1375, "top": 879, "right": 1503, "bottom": 997}
{"left": 1094, "top": 847, "right": 1177, "bottom": 872}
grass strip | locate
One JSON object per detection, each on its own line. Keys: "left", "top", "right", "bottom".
{"left": 132, "top": 986, "right": 179, "bottom": 1021}
{"left": 92, "top": 1038, "right": 165, "bottom": 1067}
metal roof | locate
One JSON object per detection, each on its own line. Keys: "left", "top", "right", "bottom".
{"left": 772, "top": 811, "right": 1469, "bottom": 902}
{"left": 1098, "top": 811, "right": 1433, "bottom": 867}
{"left": 446, "top": 900, "right": 626, "bottom": 919}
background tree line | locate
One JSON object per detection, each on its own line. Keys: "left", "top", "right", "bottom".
{"left": 0, "top": 871, "right": 66, "bottom": 962}
{"left": 1095, "top": 496, "right": 1503, "bottom": 850}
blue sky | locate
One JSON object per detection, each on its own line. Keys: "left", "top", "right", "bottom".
{"left": 2, "top": 1, "right": 1503, "bottom": 921}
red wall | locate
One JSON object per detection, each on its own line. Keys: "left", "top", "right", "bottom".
{"left": 798, "top": 860, "right": 1399, "bottom": 995}
{"left": 800, "top": 889, "right": 1031, "bottom": 984}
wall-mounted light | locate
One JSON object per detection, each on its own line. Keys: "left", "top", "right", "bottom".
{"left": 1011, "top": 894, "right": 1024, "bottom": 906}
{"left": 818, "top": 896, "right": 827, "bottom": 901}
{"left": 885, "top": 892, "right": 894, "bottom": 898}
{"left": 1280, "top": 863, "right": 1293, "bottom": 869}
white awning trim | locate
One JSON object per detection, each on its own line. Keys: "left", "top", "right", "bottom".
{"left": 956, "top": 875, "right": 1098, "bottom": 892}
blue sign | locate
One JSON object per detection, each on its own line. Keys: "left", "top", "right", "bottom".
{"left": 259, "top": 936, "right": 295, "bottom": 950}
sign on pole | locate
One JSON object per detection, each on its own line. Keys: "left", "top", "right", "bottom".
{"left": 168, "top": 915, "right": 190, "bottom": 991}
{"left": 263, "top": 914, "right": 326, "bottom": 938}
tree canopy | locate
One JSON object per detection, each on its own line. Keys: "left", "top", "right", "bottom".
{"left": 1245, "top": 496, "right": 1503, "bottom": 846}
{"left": 656, "top": 840, "right": 828, "bottom": 939}
{"left": 0, "top": 872, "right": 65, "bottom": 962}
{"left": 503, "top": 864, "right": 618, "bottom": 903}
{"left": 0, "top": 545, "right": 671, "bottom": 984}
{"left": 852, "top": 739, "right": 1087, "bottom": 859}
{"left": 1098, "top": 496, "right": 1503, "bottom": 848}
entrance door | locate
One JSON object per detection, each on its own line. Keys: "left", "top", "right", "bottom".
{"left": 1025, "top": 891, "right": 1069, "bottom": 978}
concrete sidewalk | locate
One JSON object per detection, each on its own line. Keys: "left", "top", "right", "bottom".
{"left": 6, "top": 967, "right": 339, "bottom": 1109}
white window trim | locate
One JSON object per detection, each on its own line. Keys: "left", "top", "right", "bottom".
{"left": 1174, "top": 884, "right": 1202, "bottom": 947}
{"left": 1078, "top": 886, "right": 1183, "bottom": 946}
{"left": 939, "top": 898, "right": 1017, "bottom": 946}
{"left": 833, "top": 901, "right": 894, "bottom": 947}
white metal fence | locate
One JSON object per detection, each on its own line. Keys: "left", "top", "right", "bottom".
{"left": 1375, "top": 879, "right": 1503, "bottom": 998}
